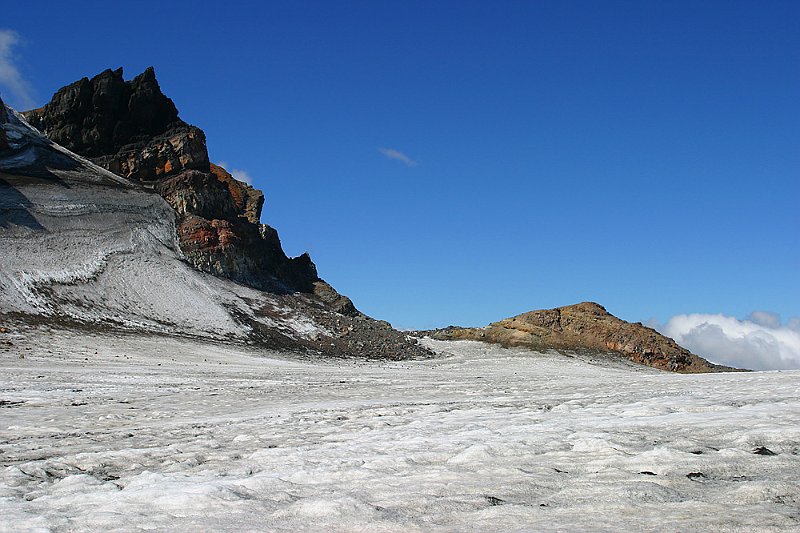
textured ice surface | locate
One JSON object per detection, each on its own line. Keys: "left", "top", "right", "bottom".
{"left": 1, "top": 333, "right": 799, "bottom": 532}
{"left": 0, "top": 170, "right": 332, "bottom": 343}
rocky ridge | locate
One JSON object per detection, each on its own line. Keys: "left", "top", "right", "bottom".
{"left": 24, "top": 67, "right": 208, "bottom": 181}
{"left": 419, "top": 302, "right": 737, "bottom": 373}
{"left": 24, "top": 67, "right": 354, "bottom": 305}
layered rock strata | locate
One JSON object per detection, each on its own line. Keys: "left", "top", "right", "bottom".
{"left": 24, "top": 67, "right": 357, "bottom": 311}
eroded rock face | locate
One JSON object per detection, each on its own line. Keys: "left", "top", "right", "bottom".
{"left": 156, "top": 169, "right": 239, "bottom": 221}
{"left": 96, "top": 125, "right": 208, "bottom": 182}
{"left": 421, "top": 302, "right": 737, "bottom": 373}
{"left": 209, "top": 164, "right": 264, "bottom": 224}
{"left": 23, "top": 68, "right": 359, "bottom": 315}
{"left": 24, "top": 67, "right": 209, "bottom": 181}
{"left": 151, "top": 166, "right": 325, "bottom": 294}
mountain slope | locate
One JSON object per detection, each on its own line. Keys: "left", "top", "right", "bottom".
{"left": 23, "top": 67, "right": 347, "bottom": 303}
{"left": 420, "top": 302, "right": 737, "bottom": 372}
{"left": 0, "top": 94, "right": 429, "bottom": 359}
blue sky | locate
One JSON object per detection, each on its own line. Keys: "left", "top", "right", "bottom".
{"left": 1, "top": 1, "right": 798, "bottom": 365}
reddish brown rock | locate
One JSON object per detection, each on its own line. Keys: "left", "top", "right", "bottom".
{"left": 98, "top": 125, "right": 209, "bottom": 182}
{"left": 422, "top": 302, "right": 739, "bottom": 373}
{"left": 22, "top": 67, "right": 361, "bottom": 316}
{"left": 156, "top": 170, "right": 238, "bottom": 221}
{"left": 209, "top": 164, "right": 264, "bottom": 224}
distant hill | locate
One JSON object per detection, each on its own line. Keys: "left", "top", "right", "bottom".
{"left": 419, "top": 302, "right": 740, "bottom": 373}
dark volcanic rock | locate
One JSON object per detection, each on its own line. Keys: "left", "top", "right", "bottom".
{"left": 420, "top": 302, "right": 738, "bottom": 373}
{"left": 312, "top": 280, "right": 360, "bottom": 316}
{"left": 24, "top": 67, "right": 360, "bottom": 315}
{"left": 753, "top": 446, "right": 777, "bottom": 456}
{"left": 153, "top": 165, "right": 324, "bottom": 294}
{"left": 96, "top": 125, "right": 208, "bottom": 182}
{"left": 24, "top": 67, "right": 209, "bottom": 181}
{"left": 173, "top": 213, "right": 313, "bottom": 293}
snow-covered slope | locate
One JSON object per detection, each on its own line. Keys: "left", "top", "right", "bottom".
{"left": 1, "top": 332, "right": 798, "bottom": 532}
{"left": 0, "top": 101, "right": 431, "bottom": 358}
{"left": 0, "top": 105, "right": 268, "bottom": 337}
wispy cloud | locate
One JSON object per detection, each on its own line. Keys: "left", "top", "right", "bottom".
{"left": 217, "top": 161, "right": 253, "bottom": 185}
{"left": 0, "top": 29, "right": 35, "bottom": 110}
{"left": 657, "top": 312, "right": 800, "bottom": 370}
{"left": 378, "top": 147, "right": 417, "bottom": 167}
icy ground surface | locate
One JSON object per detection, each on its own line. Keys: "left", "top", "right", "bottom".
{"left": 1, "top": 332, "right": 799, "bottom": 532}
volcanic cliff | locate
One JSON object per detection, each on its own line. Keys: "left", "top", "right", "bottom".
{"left": 23, "top": 67, "right": 353, "bottom": 311}
{"left": 420, "top": 302, "right": 736, "bottom": 373}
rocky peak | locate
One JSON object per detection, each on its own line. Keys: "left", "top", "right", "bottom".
{"left": 24, "top": 67, "right": 207, "bottom": 181}
{"left": 24, "top": 67, "right": 360, "bottom": 316}
{"left": 126, "top": 67, "right": 181, "bottom": 133}
{"left": 566, "top": 301, "right": 609, "bottom": 315}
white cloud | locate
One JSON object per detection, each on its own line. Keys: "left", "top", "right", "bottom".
{"left": 747, "top": 310, "right": 781, "bottom": 329}
{"left": 378, "top": 147, "right": 417, "bottom": 167}
{"left": 659, "top": 313, "right": 800, "bottom": 371}
{"left": 216, "top": 161, "right": 253, "bottom": 185}
{"left": 0, "top": 29, "right": 35, "bottom": 110}
{"left": 230, "top": 168, "right": 253, "bottom": 185}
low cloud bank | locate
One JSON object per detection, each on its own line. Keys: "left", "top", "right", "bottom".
{"left": 659, "top": 312, "right": 800, "bottom": 371}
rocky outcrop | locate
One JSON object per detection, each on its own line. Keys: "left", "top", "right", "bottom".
{"left": 152, "top": 164, "right": 333, "bottom": 295}
{"left": 156, "top": 169, "right": 239, "bottom": 220}
{"left": 24, "top": 67, "right": 209, "bottom": 181}
{"left": 312, "top": 280, "right": 360, "bottom": 316}
{"left": 209, "top": 163, "right": 264, "bottom": 224}
{"left": 23, "top": 67, "right": 359, "bottom": 315}
{"left": 421, "top": 302, "right": 738, "bottom": 373}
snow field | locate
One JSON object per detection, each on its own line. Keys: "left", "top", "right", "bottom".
{"left": 0, "top": 333, "right": 798, "bottom": 532}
